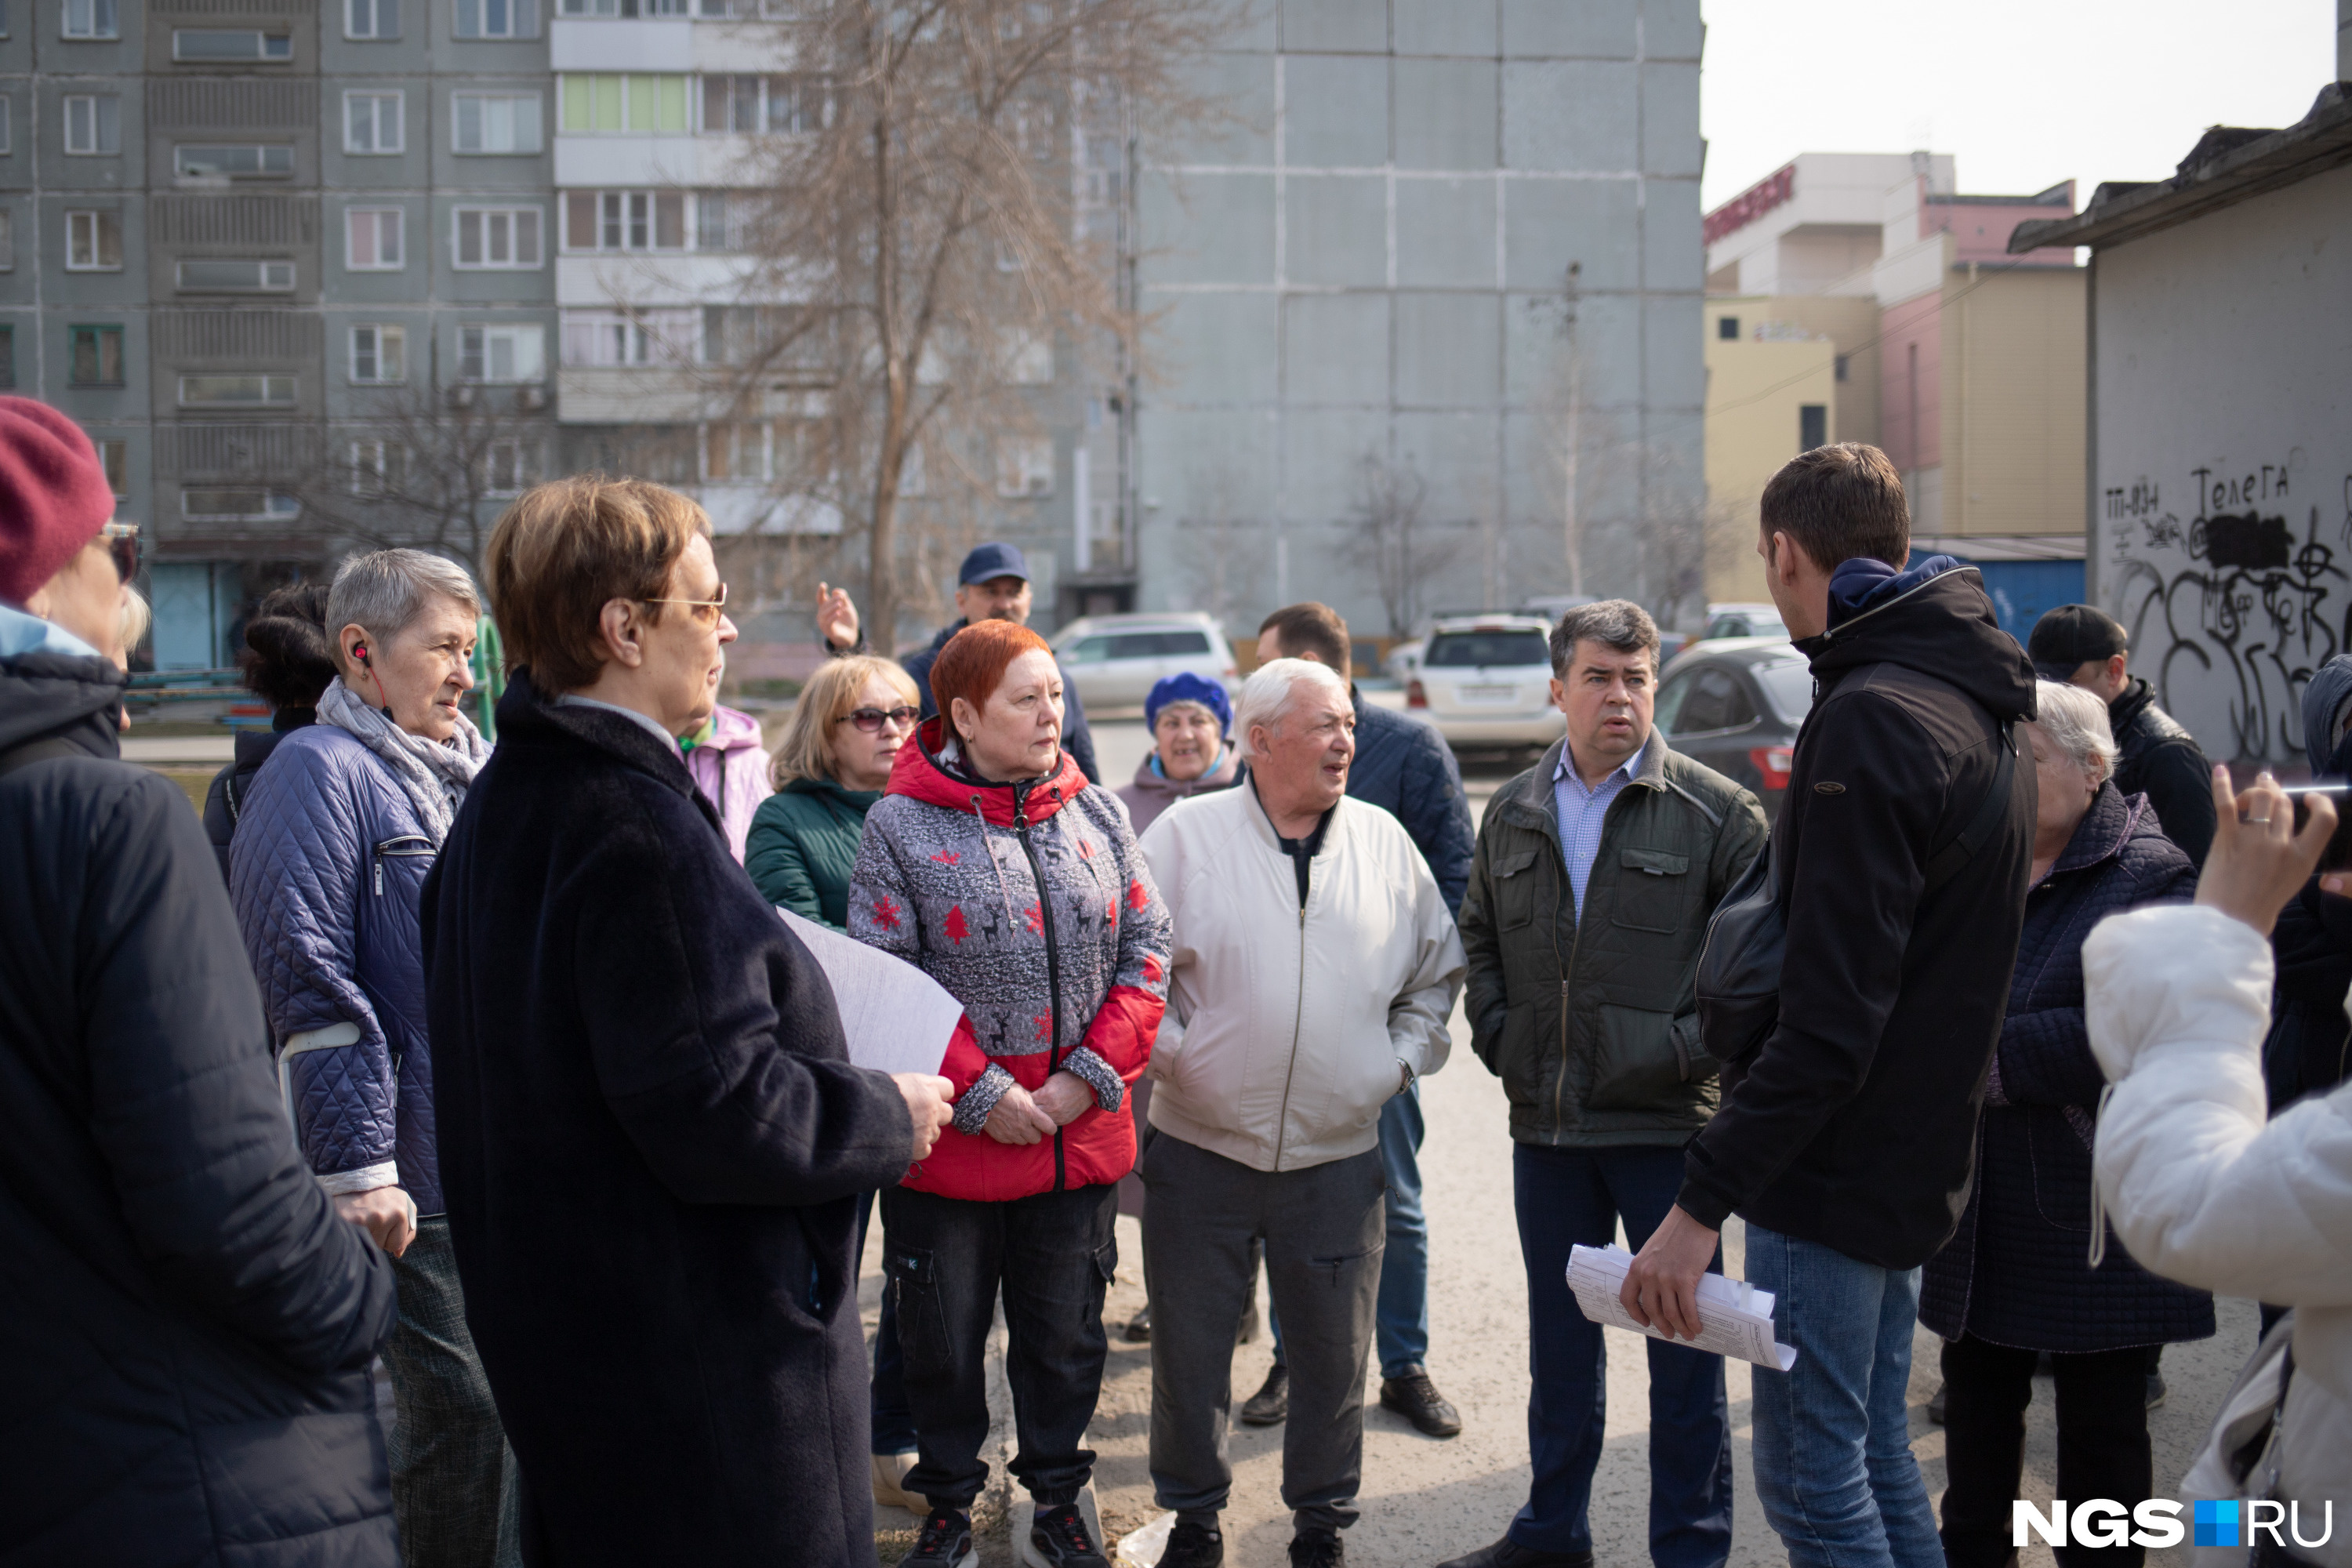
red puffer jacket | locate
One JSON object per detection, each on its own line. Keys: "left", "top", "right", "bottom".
{"left": 848, "top": 720, "right": 1171, "bottom": 1202}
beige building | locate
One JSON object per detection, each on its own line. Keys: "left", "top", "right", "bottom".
{"left": 1700, "top": 314, "right": 1837, "bottom": 601}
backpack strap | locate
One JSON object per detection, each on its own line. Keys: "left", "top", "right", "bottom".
{"left": 0, "top": 735, "right": 84, "bottom": 779}
{"left": 1922, "top": 720, "right": 2016, "bottom": 897}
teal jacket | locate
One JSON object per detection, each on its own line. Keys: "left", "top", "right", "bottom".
{"left": 745, "top": 776, "right": 883, "bottom": 930}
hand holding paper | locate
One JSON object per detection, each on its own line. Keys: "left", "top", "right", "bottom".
{"left": 1570, "top": 1244, "right": 1799, "bottom": 1371}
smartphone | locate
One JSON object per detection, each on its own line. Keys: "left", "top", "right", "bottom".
{"left": 2281, "top": 782, "right": 2352, "bottom": 872}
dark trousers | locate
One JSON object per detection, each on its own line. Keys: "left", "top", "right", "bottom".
{"left": 856, "top": 1192, "right": 917, "bottom": 1454}
{"left": 880, "top": 1182, "right": 1119, "bottom": 1511}
{"left": 384, "top": 1217, "right": 521, "bottom": 1568}
{"left": 1512, "top": 1144, "right": 1733, "bottom": 1567}
{"left": 1143, "top": 1133, "right": 1385, "bottom": 1538}
{"left": 1938, "top": 1334, "right": 2152, "bottom": 1568}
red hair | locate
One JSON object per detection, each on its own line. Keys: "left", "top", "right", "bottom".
{"left": 931, "top": 619, "right": 1053, "bottom": 727}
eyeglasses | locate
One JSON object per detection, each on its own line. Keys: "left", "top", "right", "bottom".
{"left": 639, "top": 581, "right": 728, "bottom": 626}
{"left": 101, "top": 521, "right": 140, "bottom": 586}
{"left": 838, "top": 705, "right": 919, "bottom": 734}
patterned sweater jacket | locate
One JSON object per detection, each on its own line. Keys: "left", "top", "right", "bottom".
{"left": 850, "top": 719, "right": 1171, "bottom": 1201}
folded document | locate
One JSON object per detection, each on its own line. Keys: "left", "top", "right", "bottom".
{"left": 1567, "top": 1243, "right": 1799, "bottom": 1371}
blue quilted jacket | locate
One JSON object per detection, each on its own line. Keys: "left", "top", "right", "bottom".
{"left": 231, "top": 724, "right": 446, "bottom": 1215}
{"left": 1920, "top": 783, "right": 2212, "bottom": 1352}
{"left": 1348, "top": 691, "right": 1475, "bottom": 915}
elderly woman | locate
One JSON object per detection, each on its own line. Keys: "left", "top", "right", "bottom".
{"left": 850, "top": 618, "right": 1172, "bottom": 1568}
{"left": 230, "top": 549, "right": 510, "bottom": 1568}
{"left": 422, "top": 477, "right": 953, "bottom": 1567}
{"left": 1117, "top": 672, "right": 1243, "bottom": 834}
{"left": 1922, "top": 679, "right": 2207, "bottom": 1568}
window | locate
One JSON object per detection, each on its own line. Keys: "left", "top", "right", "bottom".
{"left": 349, "top": 440, "right": 406, "bottom": 496}
{"left": 1798, "top": 403, "right": 1828, "bottom": 452}
{"left": 63, "top": 0, "right": 116, "bottom": 38}
{"left": 67, "top": 325, "right": 123, "bottom": 386}
{"left": 560, "top": 74, "right": 689, "bottom": 134}
{"left": 350, "top": 325, "right": 406, "bottom": 383}
{"left": 1000, "top": 328, "right": 1051, "bottom": 385}
{"left": 0, "top": 97, "right": 13, "bottom": 155}
{"left": 180, "top": 374, "right": 296, "bottom": 407}
{"left": 1659, "top": 667, "right": 1758, "bottom": 736}
{"left": 173, "top": 30, "right": 292, "bottom": 60}
{"left": 704, "top": 421, "right": 767, "bottom": 482}
{"left": 695, "top": 190, "right": 753, "bottom": 252}
{"left": 483, "top": 438, "right": 529, "bottom": 495}
{"left": 0, "top": 325, "right": 15, "bottom": 388}
{"left": 182, "top": 488, "right": 299, "bottom": 520}
{"left": 176, "top": 258, "right": 294, "bottom": 292}
{"left": 176, "top": 144, "right": 292, "bottom": 178}
{"left": 347, "top": 0, "right": 398, "bottom": 37}
{"left": 455, "top": 0, "right": 537, "bottom": 38}
{"left": 0, "top": 211, "right": 13, "bottom": 271}
{"left": 1717, "top": 316, "right": 1740, "bottom": 340}
{"left": 563, "top": 191, "right": 684, "bottom": 252}
{"left": 345, "top": 91, "right": 404, "bottom": 154}
{"left": 561, "top": 309, "right": 695, "bottom": 366}
{"left": 1833, "top": 354, "right": 1849, "bottom": 383}
{"left": 454, "top": 93, "right": 540, "bottom": 154}
{"left": 560, "top": 0, "right": 686, "bottom": 14}
{"left": 699, "top": 73, "right": 828, "bottom": 134}
{"left": 64, "top": 210, "right": 122, "bottom": 270}
{"left": 458, "top": 323, "right": 545, "bottom": 382}
{"left": 346, "top": 208, "right": 403, "bottom": 270}
{"left": 93, "top": 438, "right": 126, "bottom": 495}
{"left": 995, "top": 435, "right": 1052, "bottom": 499}
{"left": 63, "top": 95, "right": 119, "bottom": 155}
{"left": 453, "top": 207, "right": 542, "bottom": 268}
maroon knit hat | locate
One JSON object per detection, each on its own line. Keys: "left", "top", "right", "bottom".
{"left": 0, "top": 397, "right": 116, "bottom": 606}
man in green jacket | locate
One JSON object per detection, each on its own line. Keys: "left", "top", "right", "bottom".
{"left": 1439, "top": 601, "right": 1766, "bottom": 1568}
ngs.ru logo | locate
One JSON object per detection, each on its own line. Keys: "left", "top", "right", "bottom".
{"left": 2013, "top": 1498, "right": 2335, "bottom": 1551}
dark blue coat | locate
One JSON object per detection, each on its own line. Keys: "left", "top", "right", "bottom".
{"left": 1922, "top": 783, "right": 2213, "bottom": 1352}
{"left": 904, "top": 619, "right": 1101, "bottom": 785}
{"left": 232, "top": 723, "right": 446, "bottom": 1214}
{"left": 1348, "top": 691, "right": 1475, "bottom": 915}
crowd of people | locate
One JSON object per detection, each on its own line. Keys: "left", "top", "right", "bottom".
{"left": 6, "top": 390, "right": 2352, "bottom": 1568}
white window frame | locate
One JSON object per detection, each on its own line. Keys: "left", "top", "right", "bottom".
{"left": 64, "top": 209, "right": 121, "bottom": 270}
{"left": 482, "top": 437, "right": 530, "bottom": 496}
{"left": 346, "top": 207, "right": 404, "bottom": 271}
{"left": 174, "top": 143, "right": 292, "bottom": 179}
{"left": 175, "top": 257, "right": 295, "bottom": 292}
{"left": 345, "top": 0, "right": 397, "bottom": 38}
{"left": 458, "top": 322, "right": 546, "bottom": 383}
{"left": 178, "top": 374, "right": 298, "bottom": 408}
{"left": 349, "top": 439, "right": 406, "bottom": 497}
{"left": 349, "top": 324, "right": 407, "bottom": 384}
{"left": 454, "top": 0, "right": 535, "bottom": 39}
{"left": 62, "top": 0, "right": 116, "bottom": 39}
{"left": 343, "top": 90, "right": 405, "bottom": 154}
{"left": 93, "top": 438, "right": 128, "bottom": 497}
{"left": 452, "top": 206, "right": 543, "bottom": 270}
{"left": 702, "top": 419, "right": 769, "bottom": 485}
{"left": 560, "top": 73, "right": 691, "bottom": 135}
{"left": 561, "top": 308, "right": 695, "bottom": 367}
{"left": 452, "top": 92, "right": 541, "bottom": 155}
{"left": 181, "top": 487, "right": 300, "bottom": 521}
{"left": 172, "top": 29, "right": 292, "bottom": 61}
{"left": 563, "top": 190, "right": 687, "bottom": 253}
{"left": 62, "top": 93, "right": 118, "bottom": 156}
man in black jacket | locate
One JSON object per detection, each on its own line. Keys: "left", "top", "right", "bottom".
{"left": 0, "top": 398, "right": 399, "bottom": 1567}
{"left": 2028, "top": 603, "right": 2216, "bottom": 867}
{"left": 1621, "top": 443, "right": 2037, "bottom": 1568}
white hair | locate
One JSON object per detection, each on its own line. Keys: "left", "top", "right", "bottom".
{"left": 2032, "top": 678, "right": 2119, "bottom": 783}
{"left": 328, "top": 548, "right": 481, "bottom": 655}
{"left": 1233, "top": 657, "right": 1350, "bottom": 762}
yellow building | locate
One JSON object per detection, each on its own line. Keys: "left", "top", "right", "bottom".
{"left": 1701, "top": 307, "right": 1837, "bottom": 601}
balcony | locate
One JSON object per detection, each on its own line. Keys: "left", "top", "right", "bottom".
{"left": 553, "top": 134, "right": 770, "bottom": 188}
{"left": 557, "top": 252, "right": 798, "bottom": 307}
{"left": 550, "top": 16, "right": 804, "bottom": 71}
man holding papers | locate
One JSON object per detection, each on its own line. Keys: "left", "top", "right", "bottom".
{"left": 1447, "top": 601, "right": 1766, "bottom": 1568}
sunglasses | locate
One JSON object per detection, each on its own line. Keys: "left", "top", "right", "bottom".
{"left": 639, "top": 580, "right": 728, "bottom": 627}
{"left": 101, "top": 521, "right": 140, "bottom": 585}
{"left": 838, "top": 705, "right": 919, "bottom": 734}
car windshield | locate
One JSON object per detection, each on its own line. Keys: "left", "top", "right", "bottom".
{"left": 1425, "top": 630, "right": 1548, "bottom": 669}
{"left": 1704, "top": 610, "right": 1788, "bottom": 641}
{"left": 1064, "top": 630, "right": 1213, "bottom": 662}
{"left": 1753, "top": 660, "right": 1816, "bottom": 723}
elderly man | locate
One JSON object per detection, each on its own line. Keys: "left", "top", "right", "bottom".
{"left": 1136, "top": 658, "right": 1465, "bottom": 1568}
{"left": 1442, "top": 601, "right": 1766, "bottom": 1568}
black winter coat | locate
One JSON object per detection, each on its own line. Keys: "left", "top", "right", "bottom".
{"left": 1920, "top": 784, "right": 2212, "bottom": 1352}
{"left": 1349, "top": 691, "right": 1476, "bottom": 915}
{"left": 2107, "top": 678, "right": 2215, "bottom": 869}
{"left": 904, "top": 619, "right": 1101, "bottom": 784}
{"left": 0, "top": 625, "right": 397, "bottom": 1566}
{"left": 423, "top": 671, "right": 915, "bottom": 1567}
{"left": 201, "top": 705, "right": 314, "bottom": 883}
{"left": 1679, "top": 561, "right": 2040, "bottom": 1270}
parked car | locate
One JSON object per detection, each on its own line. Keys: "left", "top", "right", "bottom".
{"left": 1382, "top": 639, "right": 1425, "bottom": 684}
{"left": 1052, "top": 612, "right": 1238, "bottom": 712}
{"left": 1653, "top": 639, "right": 1814, "bottom": 820}
{"left": 1406, "top": 615, "right": 1564, "bottom": 750}
{"left": 1696, "top": 601, "right": 1790, "bottom": 645}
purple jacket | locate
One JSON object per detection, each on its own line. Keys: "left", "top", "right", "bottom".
{"left": 231, "top": 724, "right": 446, "bottom": 1215}
{"left": 684, "top": 703, "right": 771, "bottom": 865}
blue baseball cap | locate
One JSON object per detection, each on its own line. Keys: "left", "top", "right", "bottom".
{"left": 1146, "top": 672, "right": 1232, "bottom": 736}
{"left": 958, "top": 542, "right": 1029, "bottom": 586}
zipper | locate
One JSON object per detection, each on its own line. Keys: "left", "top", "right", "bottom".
{"left": 1012, "top": 782, "right": 1069, "bottom": 1192}
{"left": 1272, "top": 887, "right": 1308, "bottom": 1170}
{"left": 1553, "top": 850, "right": 1581, "bottom": 1145}
{"left": 371, "top": 833, "right": 433, "bottom": 896}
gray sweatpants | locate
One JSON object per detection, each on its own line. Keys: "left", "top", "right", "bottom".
{"left": 1142, "top": 1132, "right": 1385, "bottom": 1537}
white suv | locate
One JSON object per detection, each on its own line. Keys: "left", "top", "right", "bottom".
{"left": 1406, "top": 615, "right": 1563, "bottom": 749}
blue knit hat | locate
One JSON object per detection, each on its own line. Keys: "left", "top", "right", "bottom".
{"left": 1145, "top": 672, "right": 1232, "bottom": 736}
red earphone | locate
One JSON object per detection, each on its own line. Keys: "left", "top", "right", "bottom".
{"left": 350, "top": 638, "right": 391, "bottom": 711}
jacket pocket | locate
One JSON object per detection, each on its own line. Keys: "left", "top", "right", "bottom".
{"left": 1670, "top": 1012, "right": 1717, "bottom": 1083}
{"left": 1494, "top": 1000, "right": 1544, "bottom": 1105}
{"left": 1487, "top": 848, "right": 1541, "bottom": 931}
{"left": 1610, "top": 848, "right": 1692, "bottom": 935}
{"left": 1588, "top": 1003, "right": 1687, "bottom": 1112}
{"left": 887, "top": 1244, "right": 953, "bottom": 1380}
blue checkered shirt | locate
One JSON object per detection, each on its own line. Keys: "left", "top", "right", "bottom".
{"left": 1554, "top": 736, "right": 1649, "bottom": 918}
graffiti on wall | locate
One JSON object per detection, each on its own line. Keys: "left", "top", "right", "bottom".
{"left": 2107, "top": 462, "right": 2352, "bottom": 762}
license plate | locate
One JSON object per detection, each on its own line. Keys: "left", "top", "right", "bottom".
{"left": 1457, "top": 684, "right": 1519, "bottom": 704}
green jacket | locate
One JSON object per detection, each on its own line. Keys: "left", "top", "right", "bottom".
{"left": 743, "top": 776, "right": 882, "bottom": 930}
{"left": 1460, "top": 734, "right": 1767, "bottom": 1147}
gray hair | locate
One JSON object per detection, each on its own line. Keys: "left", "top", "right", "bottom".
{"left": 328, "top": 549, "right": 481, "bottom": 660}
{"left": 2032, "top": 679, "right": 2119, "bottom": 783}
{"left": 1549, "top": 599, "right": 1661, "bottom": 674}
{"left": 1233, "top": 657, "right": 1350, "bottom": 763}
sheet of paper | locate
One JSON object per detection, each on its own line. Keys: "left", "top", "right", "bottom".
{"left": 1567, "top": 1243, "right": 1800, "bottom": 1371}
{"left": 777, "top": 908, "right": 961, "bottom": 1078}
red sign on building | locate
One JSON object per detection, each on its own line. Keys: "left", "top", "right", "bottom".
{"left": 1704, "top": 164, "right": 1796, "bottom": 246}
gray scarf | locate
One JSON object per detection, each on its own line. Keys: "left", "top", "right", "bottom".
{"left": 317, "top": 675, "right": 489, "bottom": 844}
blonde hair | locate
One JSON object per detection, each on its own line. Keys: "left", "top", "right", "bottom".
{"left": 771, "top": 655, "right": 920, "bottom": 789}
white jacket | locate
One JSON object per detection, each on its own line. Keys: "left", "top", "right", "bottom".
{"left": 1137, "top": 784, "right": 1465, "bottom": 1174}
{"left": 2085, "top": 904, "right": 2352, "bottom": 1562}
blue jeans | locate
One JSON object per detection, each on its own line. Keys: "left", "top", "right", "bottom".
{"left": 1511, "top": 1144, "right": 1732, "bottom": 1566}
{"left": 1744, "top": 1224, "right": 1941, "bottom": 1568}
{"left": 1271, "top": 1085, "right": 1430, "bottom": 1377}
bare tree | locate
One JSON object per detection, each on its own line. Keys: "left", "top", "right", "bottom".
{"left": 1169, "top": 461, "right": 1271, "bottom": 630}
{"left": 1348, "top": 452, "right": 1466, "bottom": 641}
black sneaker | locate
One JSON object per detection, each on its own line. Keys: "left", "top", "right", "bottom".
{"left": 1124, "top": 1303, "right": 1152, "bottom": 1342}
{"left": 1436, "top": 1537, "right": 1593, "bottom": 1568}
{"left": 1240, "top": 1363, "right": 1289, "bottom": 1425}
{"left": 1379, "top": 1367, "right": 1463, "bottom": 1437}
{"left": 898, "top": 1508, "right": 975, "bottom": 1568}
{"left": 2147, "top": 1370, "right": 2168, "bottom": 1411}
{"left": 1289, "top": 1529, "right": 1345, "bottom": 1567}
{"left": 1029, "top": 1502, "right": 1111, "bottom": 1568}
{"left": 1927, "top": 1379, "right": 1948, "bottom": 1425}
{"left": 1160, "top": 1519, "right": 1225, "bottom": 1568}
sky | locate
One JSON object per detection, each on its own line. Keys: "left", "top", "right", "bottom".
{"left": 1697, "top": 0, "right": 2340, "bottom": 212}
